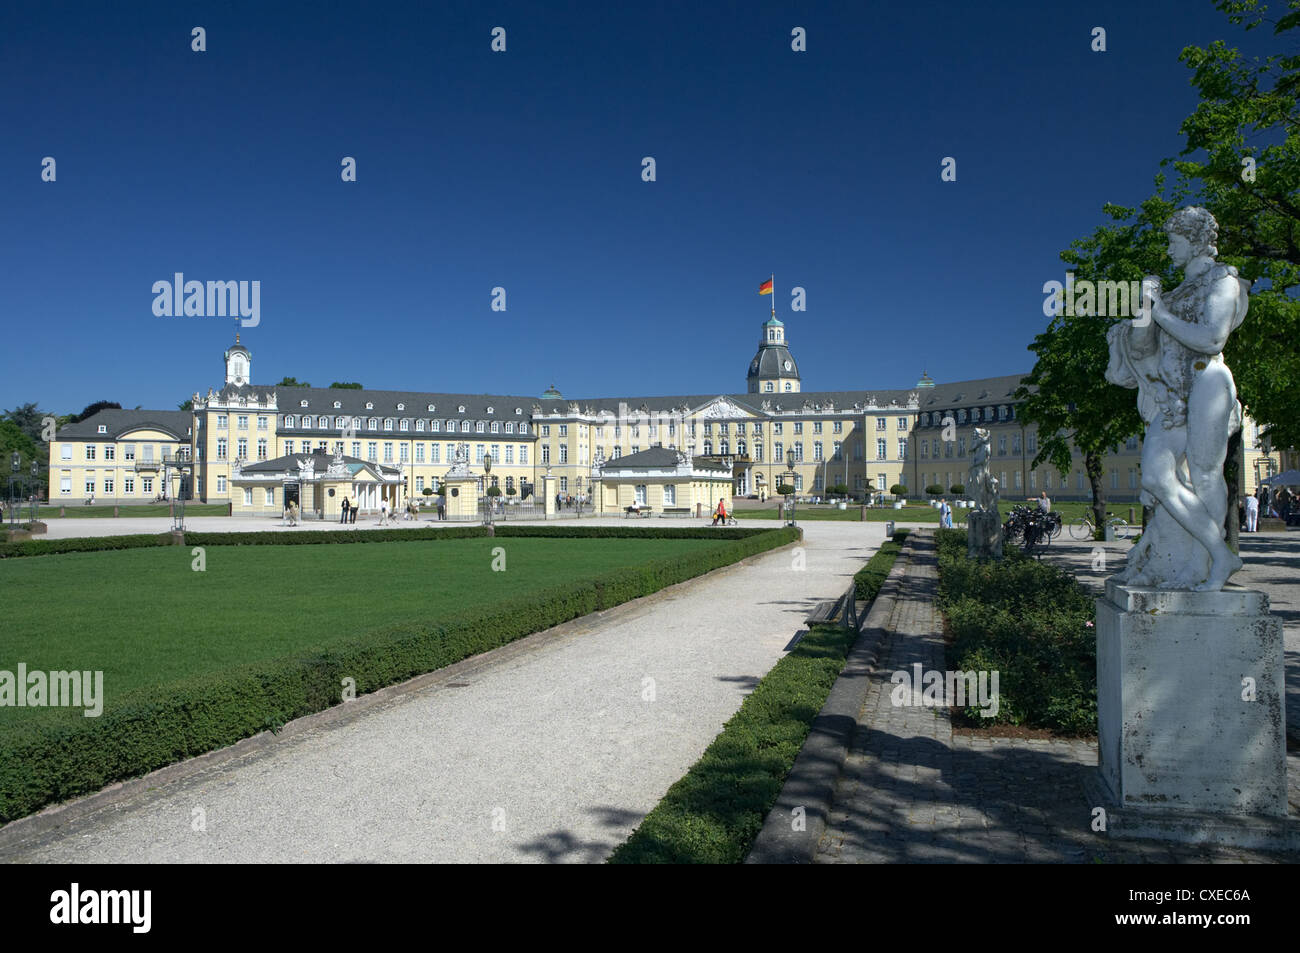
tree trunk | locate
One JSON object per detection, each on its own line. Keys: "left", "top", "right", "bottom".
{"left": 1224, "top": 428, "right": 1242, "bottom": 555}
{"left": 1086, "top": 451, "right": 1107, "bottom": 538}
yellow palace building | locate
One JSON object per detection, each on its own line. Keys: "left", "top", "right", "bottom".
{"left": 48, "top": 312, "right": 1284, "bottom": 515}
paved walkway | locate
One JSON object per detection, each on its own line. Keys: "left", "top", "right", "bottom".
{"left": 815, "top": 533, "right": 1300, "bottom": 863}
{"left": 0, "top": 521, "right": 883, "bottom": 863}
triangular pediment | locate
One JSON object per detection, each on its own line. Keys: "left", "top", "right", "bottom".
{"left": 691, "top": 396, "right": 757, "bottom": 420}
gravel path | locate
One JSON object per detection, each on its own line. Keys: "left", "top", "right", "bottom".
{"left": 0, "top": 521, "right": 882, "bottom": 863}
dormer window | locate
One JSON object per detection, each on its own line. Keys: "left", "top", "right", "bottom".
{"left": 397, "top": 403, "right": 405, "bottom": 411}
{"left": 368, "top": 417, "right": 378, "bottom": 430}
{"left": 384, "top": 418, "right": 394, "bottom": 431}
{"left": 476, "top": 421, "right": 486, "bottom": 433}
{"left": 318, "top": 416, "right": 328, "bottom": 428}
{"left": 427, "top": 404, "right": 435, "bottom": 412}
{"left": 285, "top": 415, "right": 296, "bottom": 428}
{"left": 487, "top": 406, "right": 494, "bottom": 414}
{"left": 365, "top": 402, "right": 373, "bottom": 410}
{"left": 458, "top": 405, "right": 466, "bottom": 412}
{"left": 416, "top": 419, "right": 425, "bottom": 432}
{"left": 446, "top": 419, "right": 455, "bottom": 431}
{"left": 431, "top": 420, "right": 440, "bottom": 432}
{"left": 333, "top": 401, "right": 341, "bottom": 409}
{"left": 97, "top": 425, "right": 107, "bottom": 434}
{"left": 461, "top": 420, "right": 471, "bottom": 433}
{"left": 514, "top": 407, "right": 521, "bottom": 415}
{"left": 300, "top": 400, "right": 308, "bottom": 408}
{"left": 400, "top": 419, "right": 410, "bottom": 431}
{"left": 971, "top": 408, "right": 981, "bottom": 422}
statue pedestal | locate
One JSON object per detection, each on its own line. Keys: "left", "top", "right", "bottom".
{"left": 966, "top": 509, "right": 1002, "bottom": 559}
{"left": 1093, "top": 579, "right": 1296, "bottom": 847}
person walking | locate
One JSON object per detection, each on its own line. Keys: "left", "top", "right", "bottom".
{"left": 340, "top": 497, "right": 350, "bottom": 524}
{"left": 940, "top": 497, "right": 953, "bottom": 529}
{"left": 712, "top": 497, "right": 729, "bottom": 526}
{"left": 1038, "top": 490, "right": 1051, "bottom": 513}
{"left": 1244, "top": 492, "right": 1259, "bottom": 533}
{"left": 378, "top": 498, "right": 389, "bottom": 526}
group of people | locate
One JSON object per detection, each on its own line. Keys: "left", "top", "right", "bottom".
{"left": 1241, "top": 485, "right": 1295, "bottom": 532}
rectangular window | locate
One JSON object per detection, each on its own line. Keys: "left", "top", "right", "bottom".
{"left": 258, "top": 416, "right": 268, "bottom": 430}
{"left": 217, "top": 415, "right": 227, "bottom": 429}
{"left": 542, "top": 425, "right": 551, "bottom": 437}
{"left": 1077, "top": 471, "right": 1085, "bottom": 490}
{"left": 243, "top": 489, "right": 253, "bottom": 505}
{"left": 505, "top": 445, "right": 514, "bottom": 464}
{"left": 284, "top": 440, "right": 294, "bottom": 454}
{"left": 384, "top": 442, "right": 394, "bottom": 463}
{"left": 898, "top": 439, "right": 907, "bottom": 459}
{"left": 1128, "top": 468, "right": 1137, "bottom": 489}
{"left": 124, "top": 477, "right": 134, "bottom": 494}
{"left": 85, "top": 476, "right": 95, "bottom": 494}
{"left": 400, "top": 419, "right": 410, "bottom": 432}
{"left": 833, "top": 421, "right": 843, "bottom": 434}
{"left": 813, "top": 442, "right": 823, "bottom": 462}
{"left": 103, "top": 478, "right": 114, "bottom": 494}
{"left": 265, "top": 488, "right": 275, "bottom": 505}
{"left": 216, "top": 475, "right": 226, "bottom": 494}
{"left": 1110, "top": 469, "right": 1118, "bottom": 489}
{"left": 920, "top": 440, "right": 929, "bottom": 459}
{"left": 237, "top": 415, "right": 249, "bottom": 429}
{"left": 217, "top": 438, "right": 228, "bottom": 460}
{"left": 61, "top": 444, "right": 73, "bottom": 460}
{"left": 1012, "top": 433, "right": 1022, "bottom": 454}
{"left": 475, "top": 445, "right": 485, "bottom": 464}
{"left": 663, "top": 484, "right": 676, "bottom": 505}
{"left": 85, "top": 444, "right": 96, "bottom": 460}
{"left": 559, "top": 477, "right": 568, "bottom": 493}
{"left": 773, "top": 422, "right": 782, "bottom": 435}
{"left": 431, "top": 444, "right": 441, "bottom": 463}
{"left": 237, "top": 438, "right": 248, "bottom": 458}
{"left": 1027, "top": 432, "right": 1037, "bottom": 453}
{"left": 399, "top": 444, "right": 409, "bottom": 463}
{"left": 520, "top": 446, "right": 528, "bottom": 465}
{"left": 635, "top": 485, "right": 647, "bottom": 505}
{"left": 415, "top": 476, "right": 425, "bottom": 492}
{"left": 1014, "top": 471, "right": 1022, "bottom": 489}
{"left": 104, "top": 445, "right": 115, "bottom": 461}
{"left": 559, "top": 425, "right": 568, "bottom": 437}
{"left": 876, "top": 438, "right": 887, "bottom": 460}
{"left": 542, "top": 445, "right": 551, "bottom": 464}
{"left": 813, "top": 422, "right": 822, "bottom": 434}
{"left": 793, "top": 442, "right": 803, "bottom": 462}
{"left": 793, "top": 422, "right": 803, "bottom": 435}
{"left": 559, "top": 445, "right": 568, "bottom": 464}
{"left": 997, "top": 436, "right": 1007, "bottom": 456}
{"left": 61, "top": 476, "right": 72, "bottom": 494}
{"left": 775, "top": 442, "right": 784, "bottom": 463}
{"left": 876, "top": 417, "right": 886, "bottom": 431}
{"left": 368, "top": 442, "right": 378, "bottom": 461}
{"left": 898, "top": 417, "right": 908, "bottom": 431}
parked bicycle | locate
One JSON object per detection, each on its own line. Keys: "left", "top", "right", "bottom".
{"left": 1068, "top": 511, "right": 1133, "bottom": 540}
{"left": 1003, "top": 505, "right": 1061, "bottom": 551}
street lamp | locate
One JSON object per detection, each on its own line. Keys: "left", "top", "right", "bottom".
{"left": 30, "top": 460, "right": 39, "bottom": 522}
{"left": 8, "top": 452, "right": 19, "bottom": 527}
{"left": 785, "top": 458, "right": 797, "bottom": 526}
{"left": 172, "top": 466, "right": 189, "bottom": 532}
{"left": 482, "top": 454, "right": 494, "bottom": 526}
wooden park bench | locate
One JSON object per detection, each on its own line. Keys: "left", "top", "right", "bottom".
{"left": 805, "top": 587, "right": 860, "bottom": 630}
{"left": 623, "top": 506, "right": 652, "bottom": 518}
{"left": 660, "top": 507, "right": 692, "bottom": 517}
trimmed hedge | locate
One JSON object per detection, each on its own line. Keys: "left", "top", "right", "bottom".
{"left": 853, "top": 529, "right": 909, "bottom": 601}
{"left": 0, "top": 526, "right": 799, "bottom": 824}
{"left": 934, "top": 528, "right": 1096, "bottom": 733}
{"left": 0, "top": 533, "right": 176, "bottom": 559}
{"left": 0, "top": 523, "right": 778, "bottom": 559}
{"left": 609, "top": 532, "right": 906, "bottom": 864}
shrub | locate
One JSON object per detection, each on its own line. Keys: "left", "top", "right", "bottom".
{"left": 776, "top": 483, "right": 794, "bottom": 496}
{"left": 889, "top": 484, "right": 907, "bottom": 497}
{"left": 486, "top": 486, "right": 502, "bottom": 497}
{"left": 422, "top": 488, "right": 434, "bottom": 497}
{"left": 949, "top": 483, "right": 965, "bottom": 495}
{"left": 934, "top": 528, "right": 1096, "bottom": 734}
{"left": 925, "top": 484, "right": 945, "bottom": 496}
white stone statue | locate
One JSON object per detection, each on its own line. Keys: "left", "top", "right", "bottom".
{"left": 967, "top": 428, "right": 1002, "bottom": 558}
{"left": 1105, "top": 207, "right": 1249, "bottom": 591}
{"left": 445, "top": 443, "right": 472, "bottom": 477}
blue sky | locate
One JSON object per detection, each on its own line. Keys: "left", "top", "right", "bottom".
{"left": 0, "top": 0, "right": 1265, "bottom": 413}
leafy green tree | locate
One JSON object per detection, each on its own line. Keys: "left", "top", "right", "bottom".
{"left": 178, "top": 398, "right": 193, "bottom": 412}
{"left": 69, "top": 401, "right": 121, "bottom": 423}
{"left": 4, "top": 402, "right": 53, "bottom": 444}
{"left": 1167, "top": 0, "right": 1300, "bottom": 450}
{"left": 329, "top": 382, "right": 364, "bottom": 389}
{"left": 276, "top": 377, "right": 311, "bottom": 388}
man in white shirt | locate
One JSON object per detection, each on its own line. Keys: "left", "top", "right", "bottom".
{"left": 1038, "top": 491, "right": 1051, "bottom": 513}
{"left": 1244, "top": 492, "right": 1259, "bottom": 532}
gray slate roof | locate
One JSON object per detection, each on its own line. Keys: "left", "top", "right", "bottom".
{"left": 276, "top": 386, "right": 535, "bottom": 421}
{"left": 747, "top": 344, "right": 800, "bottom": 382}
{"left": 57, "top": 409, "right": 193, "bottom": 441}
{"left": 237, "top": 451, "right": 399, "bottom": 476}
{"left": 600, "top": 446, "right": 730, "bottom": 472}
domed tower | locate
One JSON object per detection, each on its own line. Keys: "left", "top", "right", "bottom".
{"left": 224, "top": 334, "right": 252, "bottom": 387}
{"left": 746, "top": 315, "right": 801, "bottom": 394}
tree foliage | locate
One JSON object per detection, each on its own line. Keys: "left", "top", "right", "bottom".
{"left": 276, "top": 377, "right": 311, "bottom": 388}
{"left": 329, "top": 382, "right": 364, "bottom": 389}
{"left": 1167, "top": 0, "right": 1300, "bottom": 448}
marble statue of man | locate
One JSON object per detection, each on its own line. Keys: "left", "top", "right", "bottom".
{"left": 1105, "top": 206, "right": 1249, "bottom": 590}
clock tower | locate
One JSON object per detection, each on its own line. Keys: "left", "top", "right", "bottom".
{"left": 745, "top": 314, "right": 801, "bottom": 394}
{"left": 224, "top": 335, "right": 251, "bottom": 387}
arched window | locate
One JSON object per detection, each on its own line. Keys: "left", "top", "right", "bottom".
{"left": 416, "top": 419, "right": 425, "bottom": 432}
{"left": 737, "top": 439, "right": 747, "bottom": 456}
{"left": 369, "top": 418, "right": 378, "bottom": 430}
{"left": 461, "top": 420, "right": 471, "bottom": 433}
{"left": 720, "top": 439, "right": 729, "bottom": 455}
{"left": 285, "top": 415, "right": 296, "bottom": 428}
{"left": 703, "top": 440, "right": 713, "bottom": 455}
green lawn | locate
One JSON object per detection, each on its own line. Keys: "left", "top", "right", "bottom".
{"left": 0, "top": 536, "right": 730, "bottom": 726}
{"left": 735, "top": 499, "right": 1133, "bottom": 524}
{"left": 29, "top": 503, "right": 231, "bottom": 519}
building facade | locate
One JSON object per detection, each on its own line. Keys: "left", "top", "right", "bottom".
{"left": 48, "top": 314, "right": 1284, "bottom": 512}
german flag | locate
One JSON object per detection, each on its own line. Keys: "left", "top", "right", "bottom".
{"left": 758, "top": 278, "right": 773, "bottom": 295}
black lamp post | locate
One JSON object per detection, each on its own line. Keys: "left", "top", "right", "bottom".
{"left": 29, "top": 460, "right": 39, "bottom": 522}
{"left": 483, "top": 454, "right": 494, "bottom": 526}
{"left": 8, "top": 452, "right": 19, "bottom": 527}
{"left": 785, "top": 459, "right": 797, "bottom": 526}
